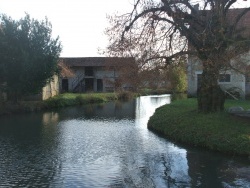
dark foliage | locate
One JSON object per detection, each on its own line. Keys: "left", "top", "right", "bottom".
{"left": 0, "top": 14, "right": 62, "bottom": 102}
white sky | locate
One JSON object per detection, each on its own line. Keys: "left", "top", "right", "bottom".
{"left": 0, "top": 0, "right": 134, "bottom": 57}
{"left": 0, "top": 0, "right": 249, "bottom": 57}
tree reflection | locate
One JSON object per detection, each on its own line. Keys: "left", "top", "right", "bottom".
{"left": 0, "top": 112, "right": 61, "bottom": 187}
{"left": 186, "top": 150, "right": 250, "bottom": 187}
{"left": 0, "top": 95, "right": 249, "bottom": 187}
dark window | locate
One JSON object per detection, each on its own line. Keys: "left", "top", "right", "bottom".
{"left": 85, "top": 78, "right": 94, "bottom": 91}
{"left": 246, "top": 75, "right": 250, "bottom": 82}
{"left": 97, "top": 79, "right": 103, "bottom": 92}
{"left": 219, "top": 74, "right": 231, "bottom": 82}
{"left": 85, "top": 67, "right": 94, "bottom": 76}
{"left": 197, "top": 74, "right": 202, "bottom": 88}
{"left": 62, "top": 79, "right": 68, "bottom": 92}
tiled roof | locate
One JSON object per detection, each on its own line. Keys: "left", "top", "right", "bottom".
{"left": 227, "top": 8, "right": 250, "bottom": 37}
{"left": 58, "top": 61, "right": 75, "bottom": 78}
{"left": 59, "top": 57, "right": 135, "bottom": 67}
{"left": 198, "top": 8, "right": 250, "bottom": 36}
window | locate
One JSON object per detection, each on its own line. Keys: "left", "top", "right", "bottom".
{"left": 85, "top": 67, "right": 94, "bottom": 76}
{"left": 219, "top": 74, "right": 231, "bottom": 82}
{"left": 62, "top": 79, "right": 68, "bottom": 92}
{"left": 197, "top": 74, "right": 202, "bottom": 88}
{"left": 246, "top": 75, "right": 250, "bottom": 82}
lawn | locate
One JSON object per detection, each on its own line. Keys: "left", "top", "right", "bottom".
{"left": 44, "top": 92, "right": 119, "bottom": 108}
{"left": 148, "top": 98, "right": 250, "bottom": 156}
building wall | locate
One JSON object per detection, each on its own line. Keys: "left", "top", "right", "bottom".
{"left": 62, "top": 66, "right": 119, "bottom": 93}
{"left": 187, "top": 56, "right": 202, "bottom": 97}
{"left": 187, "top": 53, "right": 250, "bottom": 98}
{"left": 42, "top": 75, "right": 60, "bottom": 100}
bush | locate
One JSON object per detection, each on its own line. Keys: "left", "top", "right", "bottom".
{"left": 117, "top": 91, "right": 135, "bottom": 100}
{"left": 225, "top": 87, "right": 242, "bottom": 99}
{"left": 168, "top": 62, "right": 187, "bottom": 93}
{"left": 45, "top": 95, "right": 77, "bottom": 108}
{"left": 171, "top": 93, "right": 187, "bottom": 101}
{"left": 44, "top": 93, "right": 119, "bottom": 108}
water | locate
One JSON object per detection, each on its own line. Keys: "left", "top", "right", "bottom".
{"left": 0, "top": 95, "right": 249, "bottom": 188}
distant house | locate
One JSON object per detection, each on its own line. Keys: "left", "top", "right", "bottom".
{"left": 59, "top": 57, "right": 137, "bottom": 93}
{"left": 0, "top": 57, "right": 137, "bottom": 102}
{"left": 187, "top": 8, "right": 250, "bottom": 99}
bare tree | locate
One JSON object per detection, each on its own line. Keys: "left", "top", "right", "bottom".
{"left": 103, "top": 57, "right": 139, "bottom": 92}
{"left": 58, "top": 59, "right": 75, "bottom": 78}
{"left": 104, "top": 0, "right": 250, "bottom": 113}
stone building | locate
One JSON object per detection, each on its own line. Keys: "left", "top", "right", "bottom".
{"left": 59, "top": 57, "right": 136, "bottom": 93}
{"left": 187, "top": 8, "right": 250, "bottom": 99}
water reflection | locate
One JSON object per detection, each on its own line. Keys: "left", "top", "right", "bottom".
{"left": 0, "top": 95, "right": 249, "bottom": 187}
{"left": 187, "top": 150, "right": 250, "bottom": 187}
{"left": 52, "top": 100, "right": 136, "bottom": 121}
{"left": 42, "top": 112, "right": 59, "bottom": 125}
{"left": 0, "top": 113, "right": 61, "bottom": 187}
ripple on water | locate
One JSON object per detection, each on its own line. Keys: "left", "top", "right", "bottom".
{"left": 0, "top": 96, "right": 249, "bottom": 187}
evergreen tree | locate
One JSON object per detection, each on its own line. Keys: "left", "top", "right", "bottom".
{"left": 0, "top": 14, "right": 62, "bottom": 102}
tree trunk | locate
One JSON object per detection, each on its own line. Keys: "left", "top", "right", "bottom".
{"left": 197, "top": 61, "right": 225, "bottom": 113}
{"left": 8, "top": 90, "right": 21, "bottom": 104}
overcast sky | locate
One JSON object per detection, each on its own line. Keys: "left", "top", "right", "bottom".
{"left": 0, "top": 0, "right": 249, "bottom": 57}
{"left": 0, "top": 0, "right": 134, "bottom": 57}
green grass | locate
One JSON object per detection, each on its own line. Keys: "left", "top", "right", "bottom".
{"left": 0, "top": 92, "right": 138, "bottom": 114}
{"left": 148, "top": 98, "right": 250, "bottom": 156}
{"left": 44, "top": 93, "right": 119, "bottom": 108}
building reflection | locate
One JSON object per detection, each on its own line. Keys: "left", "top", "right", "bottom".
{"left": 42, "top": 112, "right": 59, "bottom": 125}
{"left": 54, "top": 100, "right": 136, "bottom": 121}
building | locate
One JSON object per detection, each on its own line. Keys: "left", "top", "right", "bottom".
{"left": 0, "top": 57, "right": 136, "bottom": 102}
{"left": 187, "top": 8, "right": 250, "bottom": 99}
{"left": 59, "top": 57, "right": 136, "bottom": 93}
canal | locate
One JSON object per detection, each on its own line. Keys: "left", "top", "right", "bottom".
{"left": 0, "top": 95, "right": 249, "bottom": 187}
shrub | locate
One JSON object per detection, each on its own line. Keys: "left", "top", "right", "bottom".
{"left": 75, "top": 95, "right": 87, "bottom": 105}
{"left": 117, "top": 91, "right": 134, "bottom": 100}
{"left": 225, "top": 87, "right": 242, "bottom": 99}
{"left": 171, "top": 93, "right": 187, "bottom": 101}
{"left": 44, "top": 94, "right": 77, "bottom": 108}
{"left": 44, "top": 93, "right": 119, "bottom": 108}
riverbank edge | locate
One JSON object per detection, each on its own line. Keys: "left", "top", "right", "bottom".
{"left": 0, "top": 90, "right": 180, "bottom": 116}
{"left": 0, "top": 92, "right": 136, "bottom": 115}
{"left": 147, "top": 98, "right": 250, "bottom": 157}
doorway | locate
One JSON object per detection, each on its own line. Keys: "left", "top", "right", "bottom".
{"left": 62, "top": 79, "right": 69, "bottom": 92}
{"left": 97, "top": 79, "right": 103, "bottom": 92}
{"left": 85, "top": 78, "right": 94, "bottom": 92}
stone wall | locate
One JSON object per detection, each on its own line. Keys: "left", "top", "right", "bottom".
{"left": 187, "top": 52, "right": 250, "bottom": 98}
{"left": 42, "top": 75, "right": 59, "bottom": 100}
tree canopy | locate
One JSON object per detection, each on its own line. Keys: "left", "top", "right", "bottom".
{"left": 105, "top": 0, "right": 250, "bottom": 112}
{"left": 0, "top": 14, "right": 62, "bottom": 102}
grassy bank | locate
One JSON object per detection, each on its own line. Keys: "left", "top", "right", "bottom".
{"left": 45, "top": 91, "right": 138, "bottom": 108}
{"left": 148, "top": 98, "right": 250, "bottom": 156}
{"left": 0, "top": 92, "right": 137, "bottom": 115}
{"left": 44, "top": 92, "right": 119, "bottom": 108}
